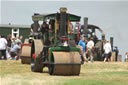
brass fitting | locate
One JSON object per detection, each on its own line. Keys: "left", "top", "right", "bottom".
{"left": 60, "top": 7, "right": 67, "bottom": 12}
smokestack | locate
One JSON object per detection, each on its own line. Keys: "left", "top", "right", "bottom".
{"left": 110, "top": 37, "right": 114, "bottom": 51}
{"left": 83, "top": 17, "right": 88, "bottom": 39}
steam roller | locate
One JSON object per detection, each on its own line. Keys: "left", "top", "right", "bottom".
{"left": 30, "top": 39, "right": 81, "bottom": 75}
{"left": 21, "top": 8, "right": 82, "bottom": 75}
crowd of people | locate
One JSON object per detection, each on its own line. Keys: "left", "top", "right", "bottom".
{"left": 78, "top": 35, "right": 113, "bottom": 63}
{"left": 0, "top": 34, "right": 23, "bottom": 61}
{"left": 31, "top": 20, "right": 81, "bottom": 35}
{"left": 0, "top": 20, "right": 126, "bottom": 63}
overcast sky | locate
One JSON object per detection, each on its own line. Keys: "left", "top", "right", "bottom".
{"left": 0, "top": 0, "right": 128, "bottom": 58}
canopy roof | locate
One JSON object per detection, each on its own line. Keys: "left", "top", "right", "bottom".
{"left": 88, "top": 24, "right": 103, "bottom": 33}
{"left": 32, "top": 13, "right": 81, "bottom": 22}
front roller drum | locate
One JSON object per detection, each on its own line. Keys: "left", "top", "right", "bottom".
{"left": 49, "top": 51, "right": 81, "bottom": 75}
{"left": 30, "top": 39, "right": 44, "bottom": 72}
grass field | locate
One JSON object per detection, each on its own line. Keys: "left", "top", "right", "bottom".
{"left": 0, "top": 60, "right": 128, "bottom": 85}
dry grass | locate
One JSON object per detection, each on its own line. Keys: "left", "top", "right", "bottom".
{"left": 0, "top": 60, "right": 128, "bottom": 85}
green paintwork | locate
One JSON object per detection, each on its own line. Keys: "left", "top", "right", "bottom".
{"left": 69, "top": 33, "right": 75, "bottom": 40}
{"left": 32, "top": 13, "right": 81, "bottom": 22}
{"left": 68, "top": 14, "right": 81, "bottom": 21}
{"left": 48, "top": 47, "right": 80, "bottom": 63}
{"left": 0, "top": 27, "right": 12, "bottom": 37}
{"left": 54, "top": 36, "right": 59, "bottom": 46}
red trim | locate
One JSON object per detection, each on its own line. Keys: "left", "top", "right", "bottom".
{"left": 21, "top": 44, "right": 32, "bottom": 51}
{"left": 77, "top": 26, "right": 80, "bottom": 42}
{"left": 60, "top": 38, "right": 69, "bottom": 40}
{"left": 48, "top": 50, "right": 50, "bottom": 56}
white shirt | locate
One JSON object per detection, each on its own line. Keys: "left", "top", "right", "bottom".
{"left": 10, "top": 44, "right": 21, "bottom": 53}
{"left": 125, "top": 55, "right": 128, "bottom": 59}
{"left": 0, "top": 38, "right": 7, "bottom": 50}
{"left": 87, "top": 40, "right": 94, "bottom": 49}
{"left": 104, "top": 42, "right": 112, "bottom": 54}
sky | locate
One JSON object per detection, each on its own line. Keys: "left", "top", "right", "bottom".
{"left": 0, "top": 0, "right": 128, "bottom": 58}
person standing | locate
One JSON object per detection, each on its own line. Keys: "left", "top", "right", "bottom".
{"left": 69, "top": 22, "right": 74, "bottom": 34}
{"left": 125, "top": 52, "right": 128, "bottom": 62}
{"left": 16, "top": 35, "right": 23, "bottom": 44}
{"left": 6, "top": 34, "right": 12, "bottom": 58}
{"left": 11, "top": 38, "right": 16, "bottom": 48}
{"left": 78, "top": 36, "right": 86, "bottom": 63}
{"left": 31, "top": 20, "right": 40, "bottom": 33}
{"left": 103, "top": 40, "right": 112, "bottom": 62}
{"left": 75, "top": 22, "right": 81, "bottom": 32}
{"left": 40, "top": 21, "right": 49, "bottom": 33}
{"left": 74, "top": 22, "right": 81, "bottom": 43}
{"left": 0, "top": 35, "right": 7, "bottom": 60}
{"left": 87, "top": 37, "right": 94, "bottom": 62}
{"left": 40, "top": 21, "right": 49, "bottom": 44}
{"left": 19, "top": 35, "right": 23, "bottom": 44}
{"left": 113, "top": 46, "right": 119, "bottom": 61}
{"left": 7, "top": 34, "right": 12, "bottom": 48}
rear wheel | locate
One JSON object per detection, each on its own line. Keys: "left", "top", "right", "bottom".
{"left": 31, "top": 56, "right": 43, "bottom": 72}
{"left": 49, "top": 64, "right": 54, "bottom": 75}
{"left": 30, "top": 39, "right": 44, "bottom": 72}
{"left": 20, "top": 43, "right": 31, "bottom": 64}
